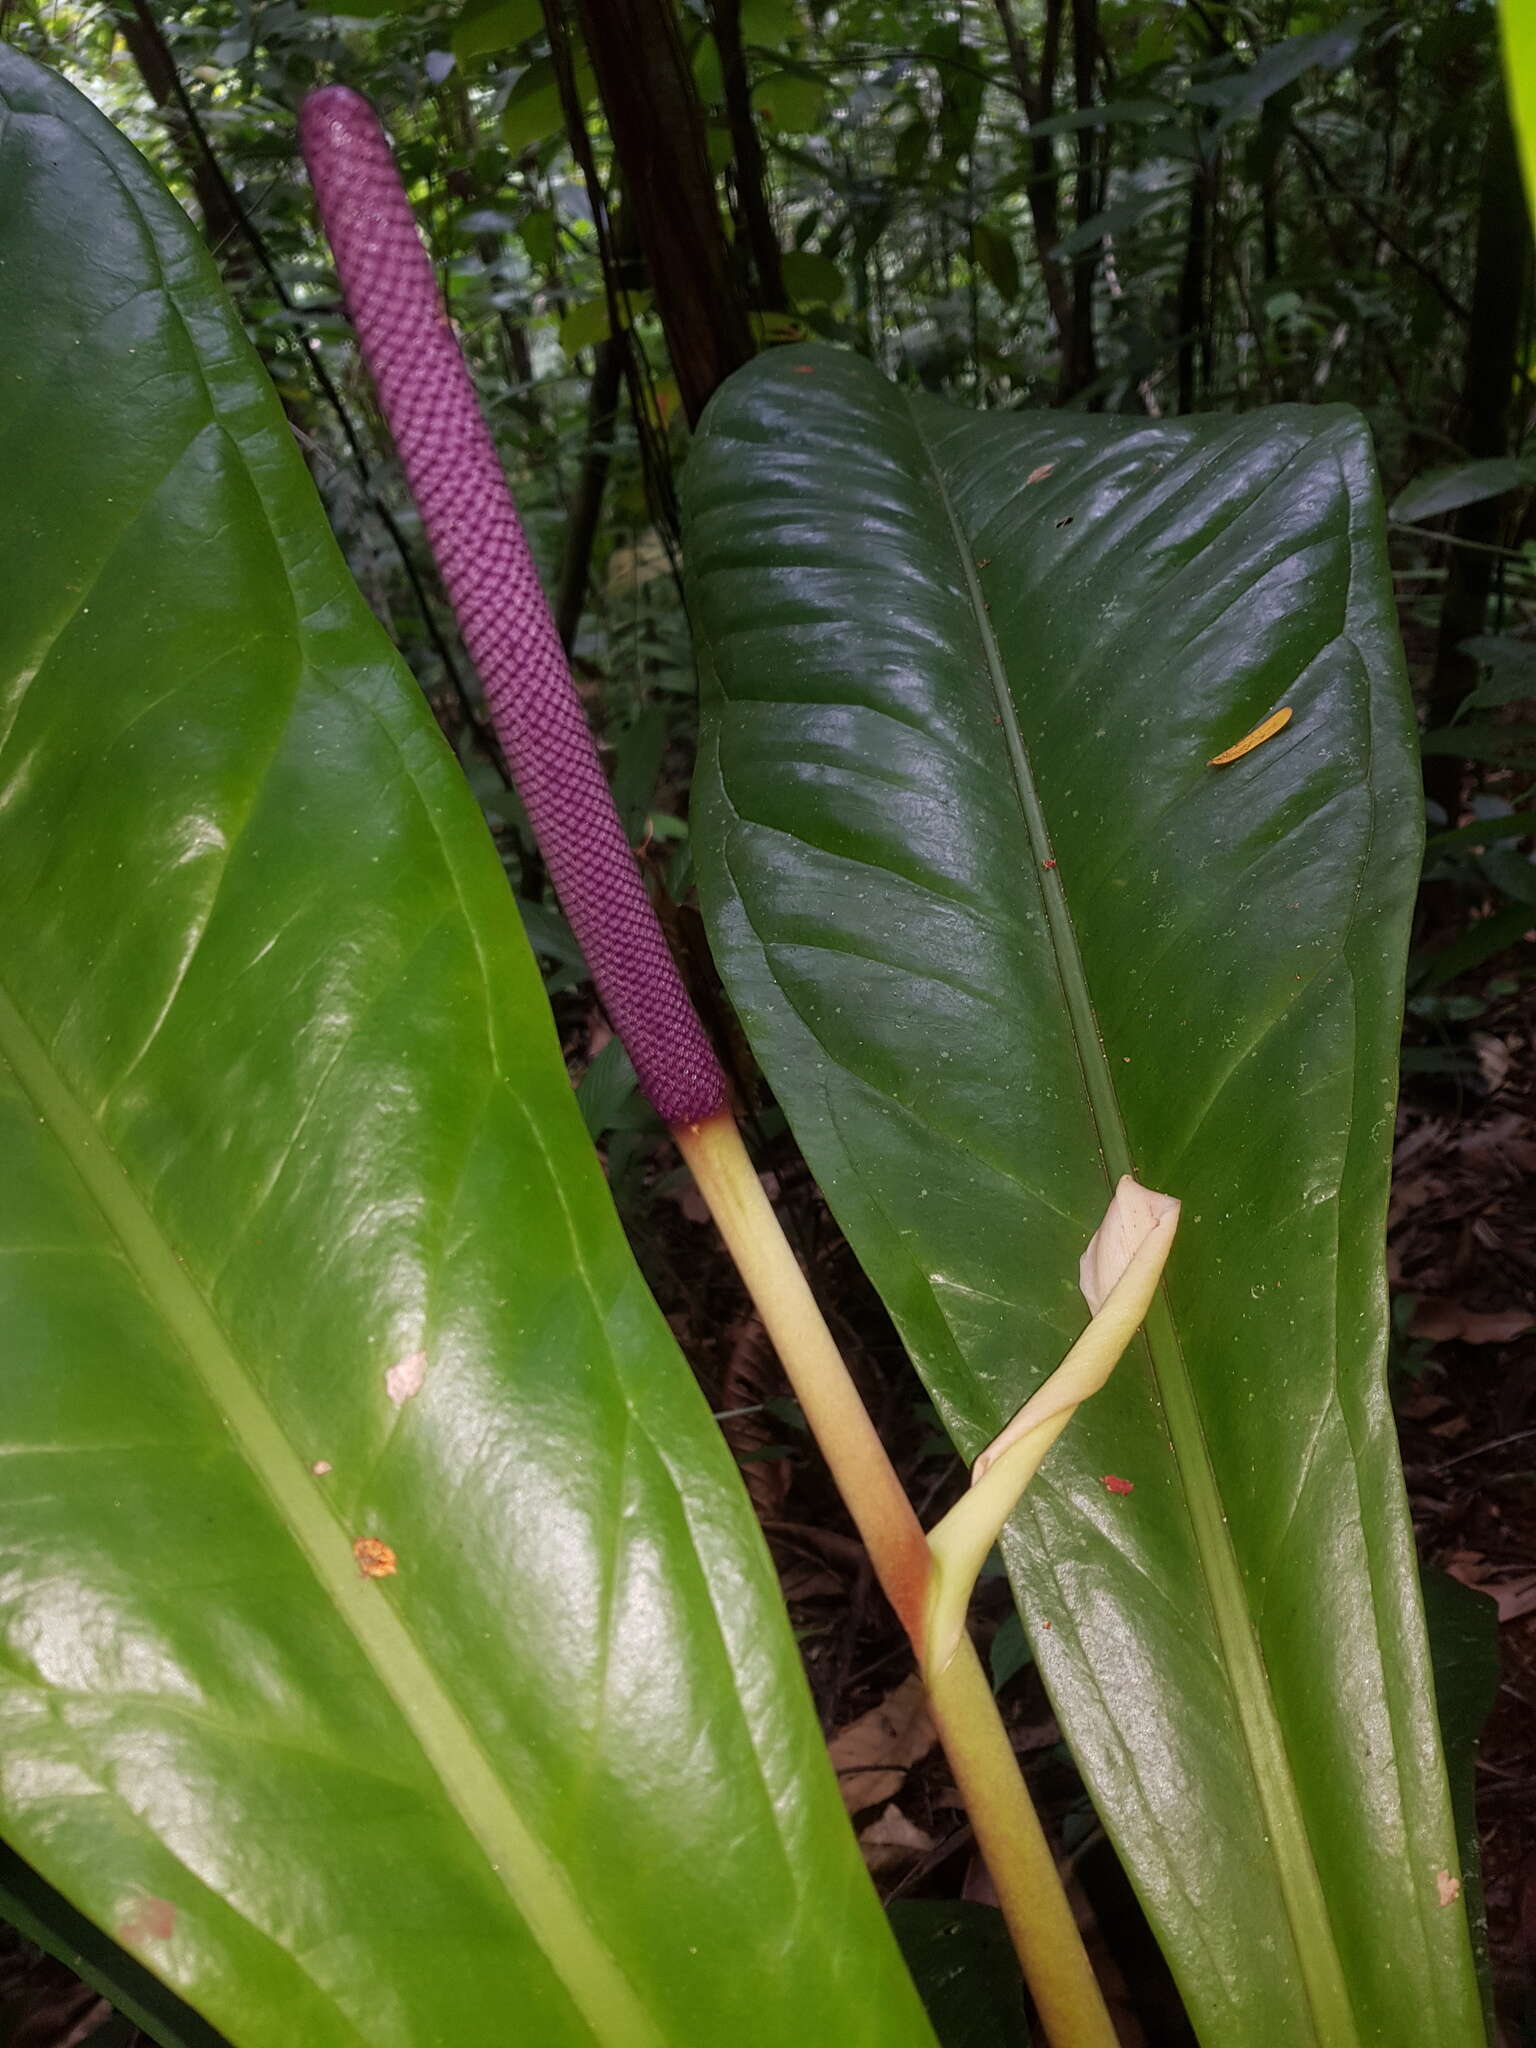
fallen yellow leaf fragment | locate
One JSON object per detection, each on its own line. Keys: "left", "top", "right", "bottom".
{"left": 1209, "top": 705, "right": 1293, "bottom": 765}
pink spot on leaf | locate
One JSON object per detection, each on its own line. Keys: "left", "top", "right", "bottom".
{"left": 118, "top": 1896, "right": 176, "bottom": 1945}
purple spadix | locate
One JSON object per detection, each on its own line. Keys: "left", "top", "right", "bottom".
{"left": 301, "top": 86, "right": 728, "bottom": 1126}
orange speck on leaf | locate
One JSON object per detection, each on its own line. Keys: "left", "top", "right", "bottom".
{"left": 354, "top": 1536, "right": 397, "bottom": 1578}
{"left": 1026, "top": 464, "right": 1055, "bottom": 485}
{"left": 1209, "top": 706, "right": 1293, "bottom": 766}
{"left": 1436, "top": 1869, "right": 1462, "bottom": 1907}
{"left": 1101, "top": 1474, "right": 1135, "bottom": 1496}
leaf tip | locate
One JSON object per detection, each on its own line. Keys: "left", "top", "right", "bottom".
{"left": 1208, "top": 704, "right": 1294, "bottom": 766}
{"left": 1079, "top": 1175, "right": 1180, "bottom": 1314}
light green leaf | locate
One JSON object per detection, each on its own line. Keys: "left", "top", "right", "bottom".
{"left": 500, "top": 52, "right": 595, "bottom": 154}
{"left": 754, "top": 68, "right": 830, "bottom": 132}
{"left": 452, "top": 0, "right": 545, "bottom": 62}
{"left": 0, "top": 60, "right": 934, "bottom": 2048}
{"left": 781, "top": 248, "right": 845, "bottom": 306}
{"left": 1023, "top": 99, "right": 1173, "bottom": 138}
{"left": 519, "top": 203, "right": 558, "bottom": 269}
{"left": 0, "top": 1843, "right": 228, "bottom": 2048}
{"left": 559, "top": 293, "right": 612, "bottom": 352}
{"left": 741, "top": 0, "right": 801, "bottom": 50}
{"left": 692, "top": 27, "right": 724, "bottom": 105}
{"left": 970, "top": 220, "right": 1020, "bottom": 304}
{"left": 685, "top": 345, "right": 1486, "bottom": 2048}
{"left": 558, "top": 289, "right": 653, "bottom": 355}
{"left": 1502, "top": 0, "right": 1536, "bottom": 231}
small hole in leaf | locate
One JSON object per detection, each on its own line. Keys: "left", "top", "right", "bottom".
{"left": 1055, "top": 515, "right": 1074, "bottom": 528}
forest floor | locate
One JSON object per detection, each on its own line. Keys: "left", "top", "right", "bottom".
{"left": 1393, "top": 985, "right": 1536, "bottom": 2039}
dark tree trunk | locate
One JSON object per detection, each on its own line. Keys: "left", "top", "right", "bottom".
{"left": 1425, "top": 97, "right": 1532, "bottom": 824}
{"left": 114, "top": 0, "right": 245, "bottom": 261}
{"left": 992, "top": 0, "right": 1073, "bottom": 364}
{"left": 544, "top": 1, "right": 679, "bottom": 534}
{"left": 555, "top": 336, "right": 624, "bottom": 651}
{"left": 1177, "top": 156, "right": 1209, "bottom": 415}
{"left": 574, "top": 0, "right": 755, "bottom": 424}
{"left": 1066, "top": 0, "right": 1101, "bottom": 400}
{"left": 710, "top": 0, "right": 787, "bottom": 311}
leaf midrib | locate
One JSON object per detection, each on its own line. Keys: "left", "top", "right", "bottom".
{"left": 0, "top": 977, "right": 659, "bottom": 2048}
{"left": 906, "top": 400, "right": 1361, "bottom": 2048}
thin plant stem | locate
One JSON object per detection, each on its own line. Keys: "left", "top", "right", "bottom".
{"left": 673, "top": 1114, "right": 931, "bottom": 1640}
{"left": 675, "top": 1111, "right": 1120, "bottom": 2048}
{"left": 928, "top": 1638, "right": 1120, "bottom": 2048}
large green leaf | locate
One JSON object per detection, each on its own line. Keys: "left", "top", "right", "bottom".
{"left": 887, "top": 1902, "right": 1031, "bottom": 2048}
{"left": 0, "top": 1843, "right": 229, "bottom": 2048}
{"left": 0, "top": 60, "right": 933, "bottom": 2048}
{"left": 685, "top": 347, "right": 1484, "bottom": 2047}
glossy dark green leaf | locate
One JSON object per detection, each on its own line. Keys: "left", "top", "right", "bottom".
{"left": 987, "top": 1613, "right": 1031, "bottom": 1694}
{"left": 1187, "top": 22, "right": 1363, "bottom": 122}
{"left": 1421, "top": 1569, "right": 1499, "bottom": 2032}
{"left": 1020, "top": 99, "right": 1172, "bottom": 138}
{"left": 686, "top": 346, "right": 1485, "bottom": 2047}
{"left": 1419, "top": 723, "right": 1536, "bottom": 765}
{"left": 887, "top": 1902, "right": 1031, "bottom": 2048}
{"left": 1423, "top": 807, "right": 1536, "bottom": 854}
{"left": 1421, "top": 1569, "right": 1499, "bottom": 1855}
{"left": 0, "top": 61, "right": 933, "bottom": 2048}
{"left": 1390, "top": 457, "right": 1536, "bottom": 525}
{"left": 1417, "top": 903, "right": 1532, "bottom": 988}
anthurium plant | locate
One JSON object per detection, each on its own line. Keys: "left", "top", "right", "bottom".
{"left": 0, "top": 47, "right": 1486, "bottom": 2048}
